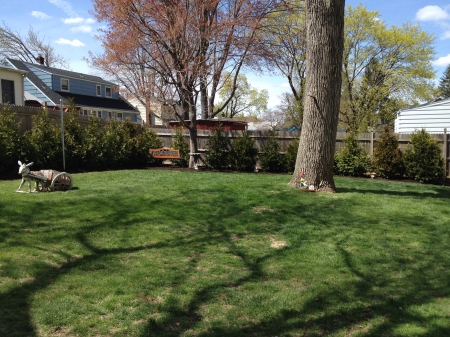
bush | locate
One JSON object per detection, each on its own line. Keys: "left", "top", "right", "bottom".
{"left": 63, "top": 99, "right": 85, "bottom": 169}
{"left": 285, "top": 137, "right": 299, "bottom": 173}
{"left": 83, "top": 117, "right": 105, "bottom": 169}
{"left": 372, "top": 125, "right": 404, "bottom": 179}
{"left": 133, "top": 127, "right": 163, "bottom": 167}
{"left": 229, "top": 131, "right": 258, "bottom": 171}
{"left": 172, "top": 127, "right": 190, "bottom": 167}
{"left": 0, "top": 105, "right": 22, "bottom": 173}
{"left": 259, "top": 128, "right": 286, "bottom": 172}
{"left": 403, "top": 129, "right": 444, "bottom": 183}
{"left": 334, "top": 133, "right": 371, "bottom": 176}
{"left": 25, "top": 109, "right": 61, "bottom": 169}
{"left": 205, "top": 124, "right": 231, "bottom": 170}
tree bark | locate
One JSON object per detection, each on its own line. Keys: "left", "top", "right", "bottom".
{"left": 289, "top": 0, "right": 345, "bottom": 193}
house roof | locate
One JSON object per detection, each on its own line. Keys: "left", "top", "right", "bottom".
{"left": 56, "top": 91, "right": 138, "bottom": 112}
{"left": 6, "top": 58, "right": 67, "bottom": 105}
{"left": 5, "top": 58, "right": 137, "bottom": 113}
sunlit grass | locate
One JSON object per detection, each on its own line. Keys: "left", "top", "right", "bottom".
{"left": 1, "top": 170, "right": 450, "bottom": 336}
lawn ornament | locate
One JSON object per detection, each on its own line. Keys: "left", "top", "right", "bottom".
{"left": 17, "top": 160, "right": 73, "bottom": 193}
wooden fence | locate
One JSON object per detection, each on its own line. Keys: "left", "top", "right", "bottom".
{"left": 4, "top": 104, "right": 450, "bottom": 177}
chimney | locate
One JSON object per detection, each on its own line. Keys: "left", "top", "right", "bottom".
{"left": 35, "top": 55, "right": 45, "bottom": 65}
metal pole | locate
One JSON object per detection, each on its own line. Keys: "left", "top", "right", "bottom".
{"left": 60, "top": 99, "right": 65, "bottom": 170}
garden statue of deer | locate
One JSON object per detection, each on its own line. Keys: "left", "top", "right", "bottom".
{"left": 17, "top": 160, "right": 34, "bottom": 192}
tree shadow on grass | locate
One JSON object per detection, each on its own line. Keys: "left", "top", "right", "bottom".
{"left": 1, "top": 179, "right": 450, "bottom": 336}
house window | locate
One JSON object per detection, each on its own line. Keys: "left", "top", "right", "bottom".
{"left": 1, "top": 79, "right": 15, "bottom": 104}
{"left": 83, "top": 109, "right": 88, "bottom": 116}
{"left": 105, "top": 86, "right": 112, "bottom": 98}
{"left": 117, "top": 112, "right": 123, "bottom": 121}
{"left": 96, "top": 85, "right": 101, "bottom": 96}
{"left": 108, "top": 111, "right": 112, "bottom": 119}
{"left": 97, "top": 111, "right": 102, "bottom": 118}
{"left": 61, "top": 78, "right": 69, "bottom": 91}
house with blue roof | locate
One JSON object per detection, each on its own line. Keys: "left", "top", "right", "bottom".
{"left": 1, "top": 56, "right": 139, "bottom": 122}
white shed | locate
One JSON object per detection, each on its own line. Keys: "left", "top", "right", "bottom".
{"left": 0, "top": 65, "right": 27, "bottom": 105}
{"left": 395, "top": 97, "right": 450, "bottom": 134}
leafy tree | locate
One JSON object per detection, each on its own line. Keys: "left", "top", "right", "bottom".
{"left": 372, "top": 125, "right": 404, "bottom": 179}
{"left": 438, "top": 64, "right": 450, "bottom": 98}
{"left": 172, "top": 127, "right": 190, "bottom": 167}
{"left": 340, "top": 5, "right": 436, "bottom": 133}
{"left": 229, "top": 131, "right": 258, "bottom": 171}
{"left": 289, "top": 0, "right": 345, "bottom": 192}
{"left": 404, "top": 129, "right": 444, "bottom": 183}
{"left": 0, "top": 22, "right": 70, "bottom": 69}
{"left": 215, "top": 73, "right": 269, "bottom": 119}
{"left": 255, "top": 0, "right": 306, "bottom": 129}
{"left": 259, "top": 128, "right": 285, "bottom": 172}
{"left": 205, "top": 125, "right": 231, "bottom": 170}
{"left": 334, "top": 133, "right": 371, "bottom": 177}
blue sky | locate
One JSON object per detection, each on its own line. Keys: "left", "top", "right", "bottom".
{"left": 1, "top": 0, "right": 450, "bottom": 107}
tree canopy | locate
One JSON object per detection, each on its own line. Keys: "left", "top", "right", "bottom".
{"left": 438, "top": 64, "right": 450, "bottom": 98}
{"left": 340, "top": 5, "right": 436, "bottom": 132}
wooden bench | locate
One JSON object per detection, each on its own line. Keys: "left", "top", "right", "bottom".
{"left": 149, "top": 148, "right": 181, "bottom": 160}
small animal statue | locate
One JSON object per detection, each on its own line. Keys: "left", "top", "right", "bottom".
{"left": 17, "top": 160, "right": 34, "bottom": 192}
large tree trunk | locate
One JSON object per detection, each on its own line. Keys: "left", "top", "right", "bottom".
{"left": 289, "top": 0, "right": 345, "bottom": 193}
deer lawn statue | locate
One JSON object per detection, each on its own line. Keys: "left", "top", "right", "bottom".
{"left": 17, "top": 160, "right": 74, "bottom": 193}
{"left": 17, "top": 161, "right": 34, "bottom": 192}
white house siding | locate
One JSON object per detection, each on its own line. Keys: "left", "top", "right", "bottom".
{"left": 0, "top": 66, "right": 27, "bottom": 105}
{"left": 395, "top": 98, "right": 450, "bottom": 134}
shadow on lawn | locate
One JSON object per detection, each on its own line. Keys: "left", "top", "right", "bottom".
{"left": 1, "top": 182, "right": 450, "bottom": 337}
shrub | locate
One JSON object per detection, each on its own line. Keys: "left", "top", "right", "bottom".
{"left": 0, "top": 105, "right": 22, "bottom": 173}
{"left": 259, "top": 128, "right": 286, "bottom": 172}
{"left": 372, "top": 125, "right": 405, "bottom": 179}
{"left": 229, "top": 131, "right": 258, "bottom": 171}
{"left": 334, "top": 133, "right": 371, "bottom": 176}
{"left": 133, "top": 126, "right": 163, "bottom": 167}
{"left": 25, "top": 109, "right": 61, "bottom": 169}
{"left": 63, "top": 99, "right": 85, "bottom": 169}
{"left": 403, "top": 129, "right": 444, "bottom": 183}
{"left": 172, "top": 127, "right": 190, "bottom": 167}
{"left": 205, "top": 124, "right": 231, "bottom": 170}
{"left": 83, "top": 117, "right": 105, "bottom": 169}
{"left": 285, "top": 137, "right": 300, "bottom": 173}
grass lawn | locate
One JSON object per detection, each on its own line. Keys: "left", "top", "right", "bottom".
{"left": 1, "top": 169, "right": 450, "bottom": 337}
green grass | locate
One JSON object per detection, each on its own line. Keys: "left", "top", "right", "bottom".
{"left": 1, "top": 170, "right": 450, "bottom": 337}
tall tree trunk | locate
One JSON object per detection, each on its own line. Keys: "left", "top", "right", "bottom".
{"left": 289, "top": 0, "right": 345, "bottom": 193}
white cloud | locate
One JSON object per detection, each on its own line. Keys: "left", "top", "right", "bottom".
{"left": 71, "top": 25, "right": 92, "bottom": 33}
{"left": 47, "top": 0, "right": 78, "bottom": 18}
{"left": 416, "top": 5, "right": 450, "bottom": 21}
{"left": 432, "top": 54, "right": 450, "bottom": 67}
{"left": 442, "top": 31, "right": 450, "bottom": 40}
{"left": 55, "top": 38, "right": 85, "bottom": 47}
{"left": 281, "top": 82, "right": 290, "bottom": 88}
{"left": 31, "top": 11, "right": 51, "bottom": 20}
{"left": 63, "top": 17, "right": 84, "bottom": 24}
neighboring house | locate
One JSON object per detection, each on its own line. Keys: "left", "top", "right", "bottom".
{"left": 395, "top": 97, "right": 450, "bottom": 134}
{"left": 0, "top": 65, "right": 27, "bottom": 105}
{"left": 1, "top": 57, "right": 139, "bottom": 122}
{"left": 127, "top": 96, "right": 167, "bottom": 125}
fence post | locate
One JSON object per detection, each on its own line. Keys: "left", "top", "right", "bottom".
{"left": 369, "top": 128, "right": 374, "bottom": 158}
{"left": 444, "top": 128, "right": 448, "bottom": 178}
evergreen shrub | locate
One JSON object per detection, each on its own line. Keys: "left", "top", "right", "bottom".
{"left": 372, "top": 126, "right": 405, "bottom": 179}
{"left": 172, "top": 127, "right": 190, "bottom": 167}
{"left": 403, "top": 129, "right": 444, "bottom": 183}
{"left": 334, "top": 133, "right": 371, "bottom": 176}
{"left": 229, "top": 131, "right": 258, "bottom": 171}
{"left": 285, "top": 137, "right": 299, "bottom": 173}
{"left": 259, "top": 128, "right": 286, "bottom": 172}
{"left": 205, "top": 124, "right": 230, "bottom": 170}
{"left": 0, "top": 105, "right": 22, "bottom": 173}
